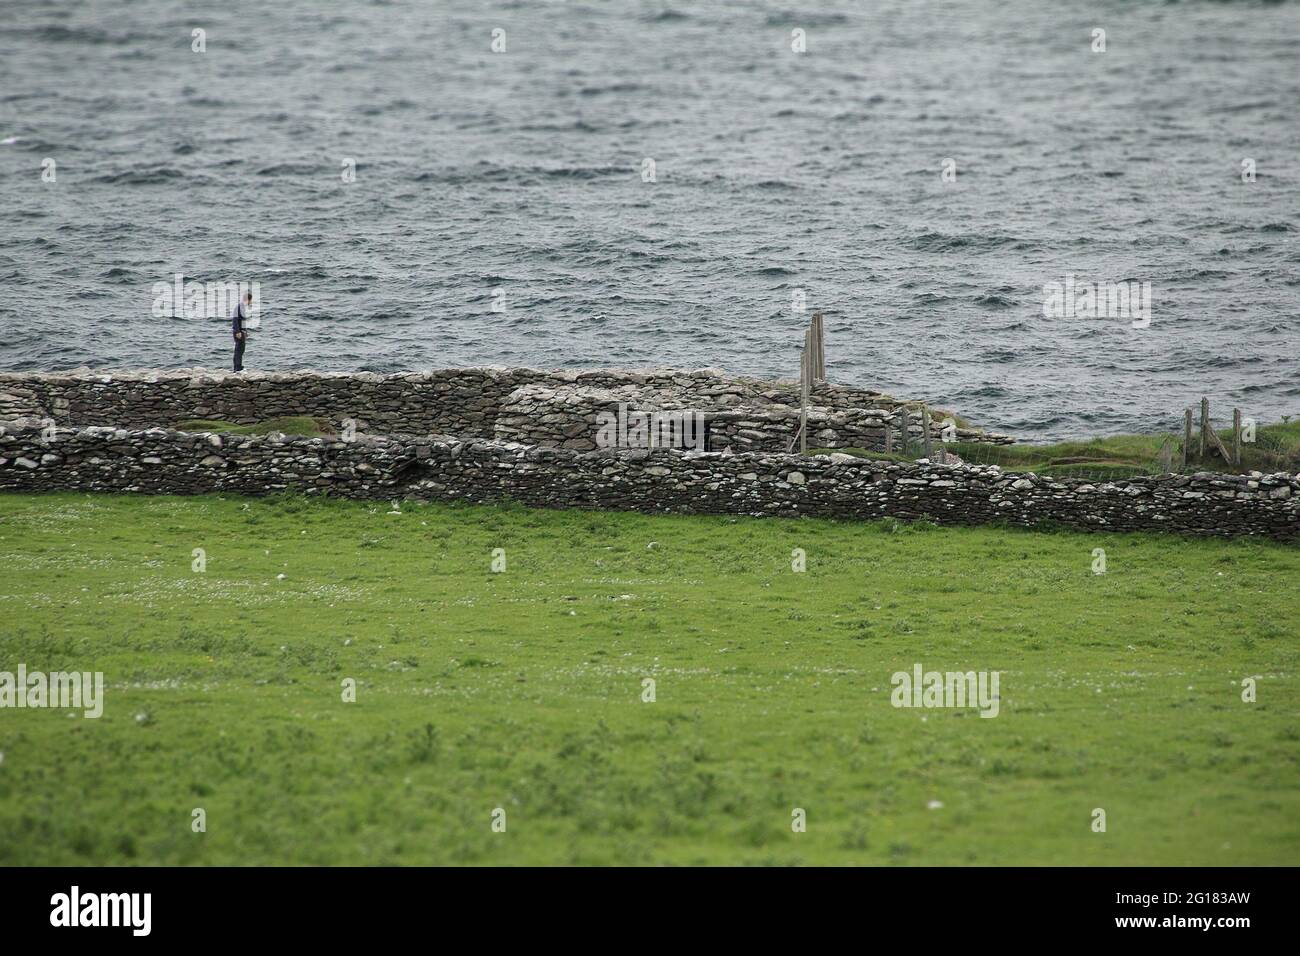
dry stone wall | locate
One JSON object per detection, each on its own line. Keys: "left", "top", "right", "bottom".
{"left": 0, "top": 367, "right": 1011, "bottom": 454}
{"left": 2, "top": 420, "right": 1297, "bottom": 539}
{"left": 491, "top": 382, "right": 976, "bottom": 453}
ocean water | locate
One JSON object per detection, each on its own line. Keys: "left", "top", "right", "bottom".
{"left": 1, "top": 0, "right": 1297, "bottom": 439}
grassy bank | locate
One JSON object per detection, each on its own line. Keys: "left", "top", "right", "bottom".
{"left": 0, "top": 492, "right": 1296, "bottom": 865}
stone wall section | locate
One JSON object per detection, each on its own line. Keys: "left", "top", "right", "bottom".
{"left": 0, "top": 367, "right": 1012, "bottom": 454}
{"left": 2, "top": 420, "right": 1295, "bottom": 539}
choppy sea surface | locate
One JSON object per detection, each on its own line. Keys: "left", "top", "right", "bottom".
{"left": 1, "top": 0, "right": 1298, "bottom": 439}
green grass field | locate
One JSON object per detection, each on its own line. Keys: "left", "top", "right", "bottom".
{"left": 0, "top": 491, "right": 1297, "bottom": 865}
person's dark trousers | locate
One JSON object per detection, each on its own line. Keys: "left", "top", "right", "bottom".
{"left": 233, "top": 334, "right": 245, "bottom": 372}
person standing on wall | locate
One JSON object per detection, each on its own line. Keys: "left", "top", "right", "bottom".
{"left": 231, "top": 291, "right": 252, "bottom": 372}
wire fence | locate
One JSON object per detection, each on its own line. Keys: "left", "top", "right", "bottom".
{"left": 793, "top": 319, "right": 1290, "bottom": 480}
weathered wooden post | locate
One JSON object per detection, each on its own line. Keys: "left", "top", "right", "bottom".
{"left": 884, "top": 410, "right": 893, "bottom": 455}
{"left": 1182, "top": 409, "right": 1192, "bottom": 469}
{"left": 1233, "top": 408, "right": 1242, "bottom": 466}
{"left": 921, "top": 405, "right": 933, "bottom": 460}
{"left": 1200, "top": 397, "right": 1209, "bottom": 461}
{"left": 818, "top": 313, "right": 825, "bottom": 379}
{"left": 807, "top": 317, "right": 816, "bottom": 385}
{"left": 897, "top": 406, "right": 910, "bottom": 457}
{"left": 800, "top": 328, "right": 810, "bottom": 454}
{"left": 811, "top": 312, "right": 825, "bottom": 380}
{"left": 818, "top": 313, "right": 824, "bottom": 379}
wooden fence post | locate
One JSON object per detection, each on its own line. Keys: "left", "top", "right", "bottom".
{"left": 884, "top": 410, "right": 893, "bottom": 455}
{"left": 921, "top": 405, "right": 933, "bottom": 460}
{"left": 1233, "top": 408, "right": 1242, "bottom": 466}
{"left": 818, "top": 313, "right": 825, "bottom": 379}
{"left": 812, "top": 312, "right": 825, "bottom": 380}
{"left": 1200, "top": 397, "right": 1209, "bottom": 461}
{"left": 1183, "top": 408, "right": 1192, "bottom": 469}
{"left": 800, "top": 329, "right": 810, "bottom": 454}
{"left": 897, "top": 406, "right": 910, "bottom": 457}
{"left": 808, "top": 316, "right": 816, "bottom": 383}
